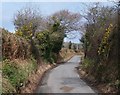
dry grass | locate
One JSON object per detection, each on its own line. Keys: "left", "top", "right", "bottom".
{"left": 58, "top": 48, "right": 75, "bottom": 63}
{"left": 78, "top": 67, "right": 117, "bottom": 93}
{"left": 20, "top": 63, "right": 52, "bottom": 93}
{"left": 2, "top": 58, "right": 37, "bottom": 93}
{"left": 2, "top": 78, "right": 16, "bottom": 93}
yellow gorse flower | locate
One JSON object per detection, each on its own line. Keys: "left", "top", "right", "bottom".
{"left": 110, "top": 23, "right": 113, "bottom": 27}
{"left": 98, "top": 23, "right": 113, "bottom": 55}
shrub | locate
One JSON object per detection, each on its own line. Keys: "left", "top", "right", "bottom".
{"left": 2, "top": 29, "right": 31, "bottom": 60}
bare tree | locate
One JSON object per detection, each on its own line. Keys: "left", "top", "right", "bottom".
{"left": 81, "top": 3, "right": 115, "bottom": 58}
{"left": 13, "top": 7, "right": 43, "bottom": 37}
{"left": 50, "top": 10, "right": 81, "bottom": 33}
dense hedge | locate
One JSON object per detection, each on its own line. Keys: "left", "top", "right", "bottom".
{"left": 81, "top": 4, "right": 120, "bottom": 91}
{"left": 2, "top": 29, "right": 31, "bottom": 60}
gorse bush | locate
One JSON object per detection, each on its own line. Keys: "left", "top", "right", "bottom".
{"left": 14, "top": 7, "right": 43, "bottom": 39}
{"left": 98, "top": 24, "right": 114, "bottom": 60}
{"left": 2, "top": 7, "right": 81, "bottom": 93}
{"left": 13, "top": 9, "right": 81, "bottom": 63}
{"left": 15, "top": 23, "right": 33, "bottom": 39}
{"left": 81, "top": 3, "right": 119, "bottom": 91}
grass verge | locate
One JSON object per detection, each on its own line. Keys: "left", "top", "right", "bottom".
{"left": 2, "top": 57, "right": 37, "bottom": 93}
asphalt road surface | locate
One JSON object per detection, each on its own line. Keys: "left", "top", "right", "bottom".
{"left": 36, "top": 55, "right": 96, "bottom": 93}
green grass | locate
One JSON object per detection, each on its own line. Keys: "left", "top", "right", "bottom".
{"left": 82, "top": 58, "right": 96, "bottom": 75}
{"left": 2, "top": 59, "right": 26, "bottom": 88}
{"left": 82, "top": 58, "right": 95, "bottom": 69}
{"left": 2, "top": 57, "right": 38, "bottom": 93}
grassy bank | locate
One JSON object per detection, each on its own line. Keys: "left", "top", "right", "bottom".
{"left": 2, "top": 49, "right": 75, "bottom": 93}
{"left": 2, "top": 58, "right": 37, "bottom": 93}
{"left": 1, "top": 28, "right": 38, "bottom": 93}
{"left": 1, "top": 28, "right": 76, "bottom": 93}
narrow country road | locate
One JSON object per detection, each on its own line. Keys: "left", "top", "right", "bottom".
{"left": 36, "top": 55, "right": 96, "bottom": 93}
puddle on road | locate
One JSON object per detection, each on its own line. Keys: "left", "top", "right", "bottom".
{"left": 60, "top": 86, "right": 74, "bottom": 92}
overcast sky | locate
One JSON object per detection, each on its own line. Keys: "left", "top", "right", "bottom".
{"left": 0, "top": 1, "right": 114, "bottom": 43}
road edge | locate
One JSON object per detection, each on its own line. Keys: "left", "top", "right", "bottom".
{"left": 34, "top": 54, "right": 75, "bottom": 93}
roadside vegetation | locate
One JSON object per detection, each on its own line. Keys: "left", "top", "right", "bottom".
{"left": 80, "top": 2, "right": 120, "bottom": 93}
{"left": 2, "top": 2, "right": 119, "bottom": 94}
{"left": 2, "top": 29, "right": 37, "bottom": 93}
{"left": 2, "top": 7, "right": 81, "bottom": 93}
